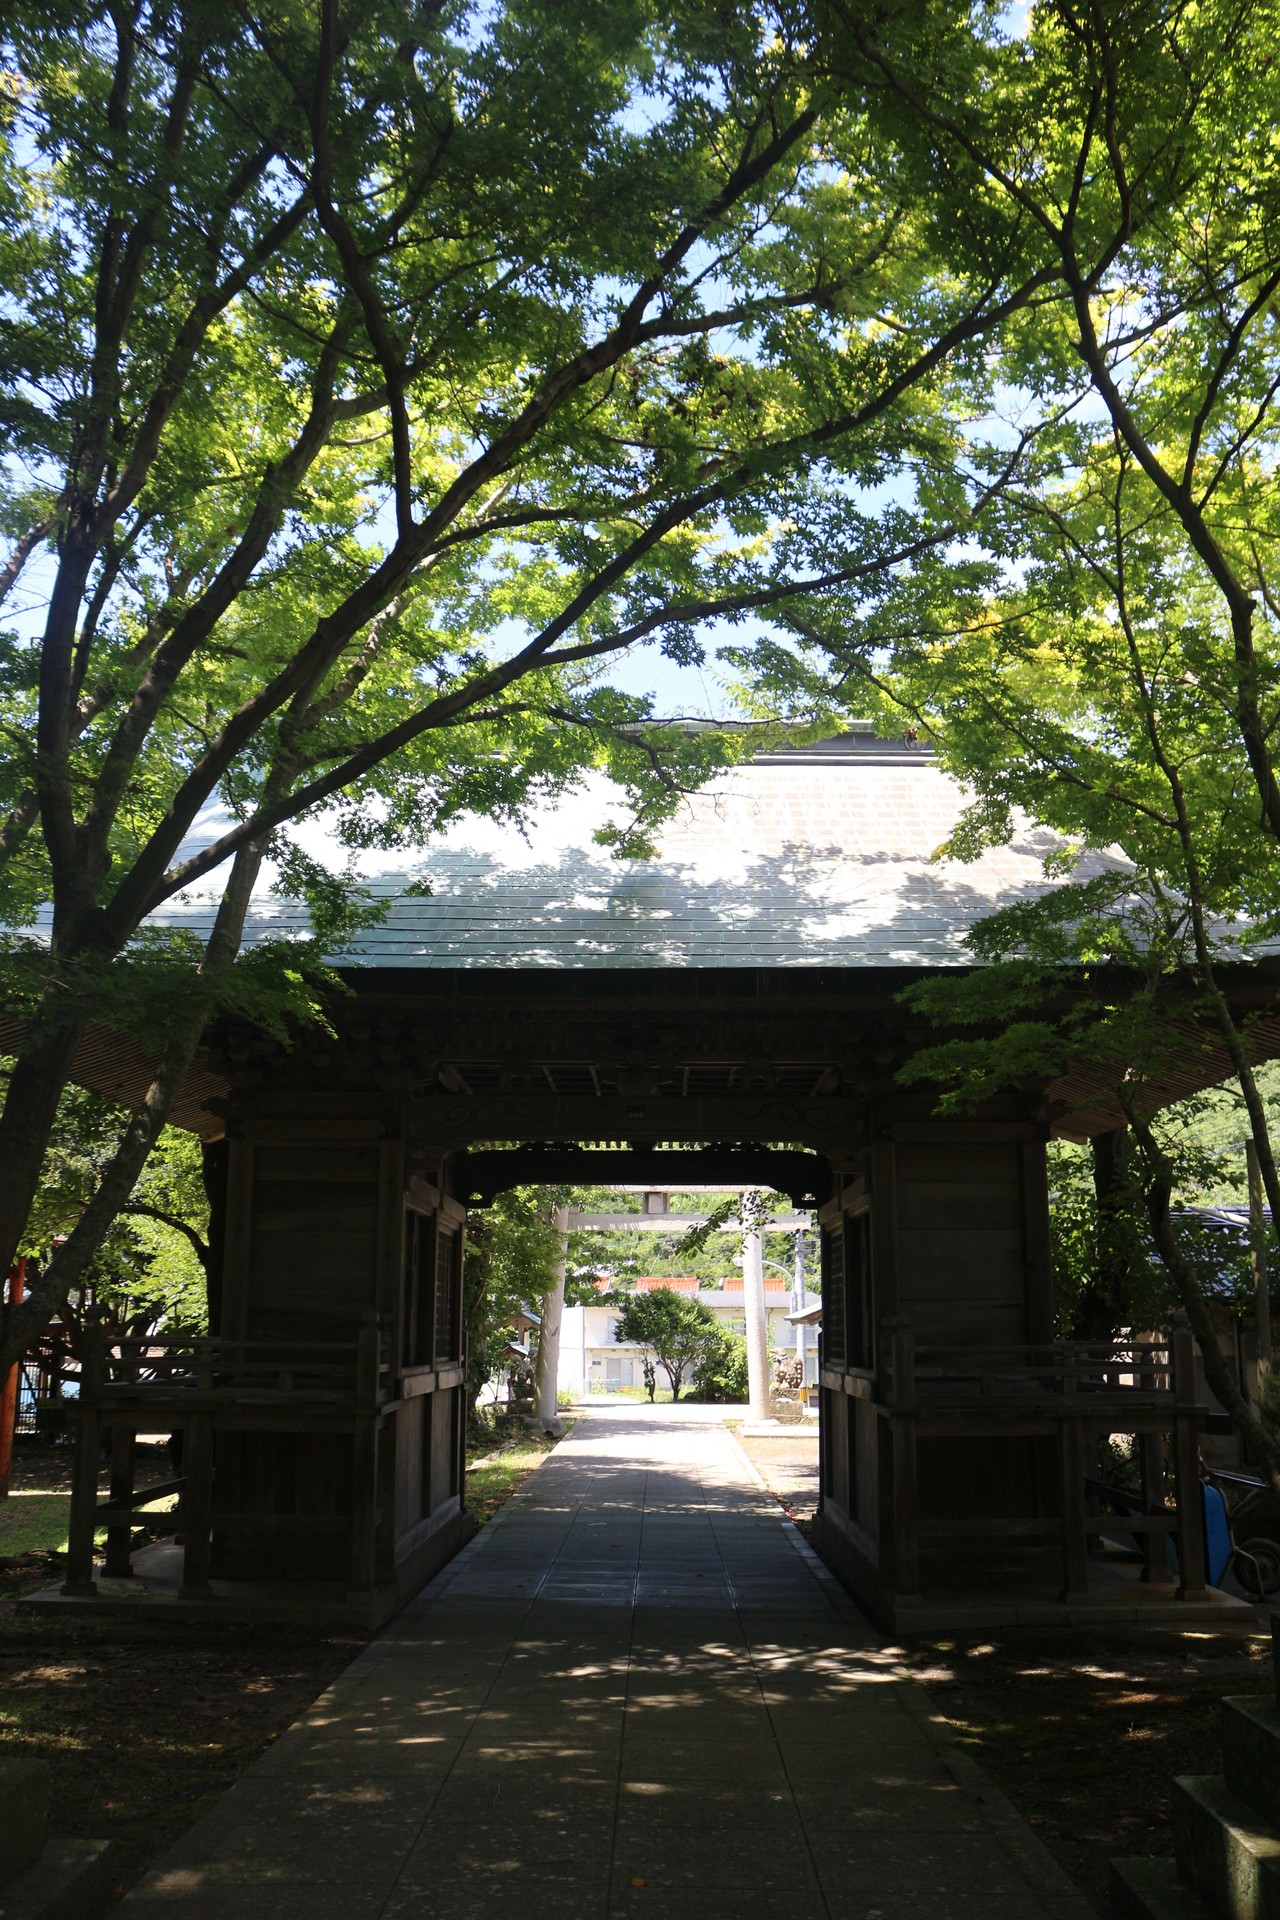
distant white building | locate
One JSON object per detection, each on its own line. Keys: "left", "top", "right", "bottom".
{"left": 558, "top": 1276, "right": 821, "bottom": 1395}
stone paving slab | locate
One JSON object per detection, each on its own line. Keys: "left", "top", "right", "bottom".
{"left": 115, "top": 1403, "right": 1098, "bottom": 1919}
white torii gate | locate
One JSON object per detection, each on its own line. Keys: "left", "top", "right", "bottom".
{"left": 536, "top": 1188, "right": 813, "bottom": 1426}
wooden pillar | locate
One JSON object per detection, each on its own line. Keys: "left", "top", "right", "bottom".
{"left": 63, "top": 1318, "right": 104, "bottom": 1596}
{"left": 103, "top": 1426, "right": 137, "bottom": 1578}
{"left": 889, "top": 1318, "right": 920, "bottom": 1600}
{"left": 1172, "top": 1327, "right": 1207, "bottom": 1599}
{"left": 181, "top": 1346, "right": 215, "bottom": 1599}
{"left": 1058, "top": 1347, "right": 1089, "bottom": 1599}
{"left": 1138, "top": 1343, "right": 1173, "bottom": 1585}
{"left": 180, "top": 1413, "right": 214, "bottom": 1597}
{"left": 349, "top": 1316, "right": 381, "bottom": 1595}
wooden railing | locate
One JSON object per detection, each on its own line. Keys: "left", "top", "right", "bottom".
{"left": 872, "top": 1320, "right": 1206, "bottom": 1605}
{"left": 881, "top": 1330, "right": 1185, "bottom": 1409}
{"left": 63, "top": 1318, "right": 389, "bottom": 1600}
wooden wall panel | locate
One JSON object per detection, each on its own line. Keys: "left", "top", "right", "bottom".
{"left": 429, "top": 1389, "right": 453, "bottom": 1512}
{"left": 893, "top": 1140, "right": 1031, "bottom": 1346}
{"left": 821, "top": 1225, "right": 846, "bottom": 1365}
{"left": 915, "top": 1432, "right": 1061, "bottom": 1585}
{"left": 826, "top": 1384, "right": 850, "bottom": 1512}
{"left": 917, "top": 1433, "right": 1059, "bottom": 1520}
{"left": 898, "top": 1184, "right": 1022, "bottom": 1231}
{"left": 220, "top": 1139, "right": 255, "bottom": 1337}
{"left": 869, "top": 1143, "right": 899, "bottom": 1322}
{"left": 853, "top": 1395, "right": 879, "bottom": 1534}
{"left": 897, "top": 1143, "right": 1017, "bottom": 1183}
{"left": 897, "top": 1229, "right": 1026, "bottom": 1290}
{"left": 920, "top": 1301, "right": 1028, "bottom": 1346}
{"left": 421, "top": 1386, "right": 435, "bottom": 1520}
{"left": 248, "top": 1146, "right": 381, "bottom": 1336}
{"left": 395, "top": 1395, "right": 424, "bottom": 1537}
{"left": 211, "top": 1430, "right": 353, "bottom": 1581}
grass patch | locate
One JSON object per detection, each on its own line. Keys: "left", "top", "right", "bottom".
{"left": 0, "top": 1490, "right": 80, "bottom": 1557}
{"left": 1, "top": 1444, "right": 179, "bottom": 1563}
{"left": 466, "top": 1421, "right": 573, "bottom": 1526}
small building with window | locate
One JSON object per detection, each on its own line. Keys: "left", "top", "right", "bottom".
{"left": 559, "top": 1276, "right": 820, "bottom": 1395}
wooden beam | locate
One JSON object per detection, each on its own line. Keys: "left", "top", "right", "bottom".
{"left": 454, "top": 1145, "right": 832, "bottom": 1207}
{"left": 566, "top": 1212, "right": 812, "bottom": 1231}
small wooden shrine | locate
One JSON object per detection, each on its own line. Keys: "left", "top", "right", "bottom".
{"left": 41, "top": 731, "right": 1280, "bottom": 1627}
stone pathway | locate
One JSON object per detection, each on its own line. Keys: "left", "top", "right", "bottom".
{"left": 115, "top": 1405, "right": 1097, "bottom": 1919}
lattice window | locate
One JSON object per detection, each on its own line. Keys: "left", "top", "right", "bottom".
{"left": 402, "top": 1208, "right": 435, "bottom": 1369}
{"left": 434, "top": 1226, "right": 461, "bottom": 1363}
{"left": 822, "top": 1225, "right": 846, "bottom": 1364}
{"left": 845, "top": 1215, "right": 872, "bottom": 1370}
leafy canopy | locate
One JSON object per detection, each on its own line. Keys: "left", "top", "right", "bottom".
{"left": 1, "top": 0, "right": 1054, "bottom": 1361}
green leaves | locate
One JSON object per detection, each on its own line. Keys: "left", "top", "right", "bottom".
{"left": 610, "top": 1284, "right": 721, "bottom": 1397}
{"left": 8, "top": 0, "right": 1280, "bottom": 1377}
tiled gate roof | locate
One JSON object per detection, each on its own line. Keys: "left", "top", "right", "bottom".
{"left": 156, "top": 741, "right": 1116, "bottom": 971}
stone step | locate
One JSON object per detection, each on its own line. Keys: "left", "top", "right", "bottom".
{"left": 0, "top": 1758, "right": 49, "bottom": 1888}
{"left": 1173, "top": 1773, "right": 1280, "bottom": 1919}
{"left": 0, "top": 1835, "right": 115, "bottom": 1920}
{"left": 1224, "top": 1698, "right": 1280, "bottom": 1828}
{"left": 1111, "top": 1857, "right": 1213, "bottom": 1920}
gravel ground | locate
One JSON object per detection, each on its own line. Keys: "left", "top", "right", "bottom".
{"left": 734, "top": 1421, "right": 821, "bottom": 1521}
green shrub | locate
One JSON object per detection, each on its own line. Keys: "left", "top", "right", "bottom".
{"left": 692, "top": 1326, "right": 750, "bottom": 1402}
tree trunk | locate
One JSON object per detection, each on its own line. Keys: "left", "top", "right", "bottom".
{"left": 533, "top": 1204, "right": 569, "bottom": 1434}
{"left": 1070, "top": 1127, "right": 1135, "bottom": 1340}
{"left": 1127, "top": 1104, "right": 1280, "bottom": 1492}
{"left": 0, "top": 1015, "right": 86, "bottom": 1287}
{"left": 201, "top": 1139, "right": 230, "bottom": 1335}
{"left": 0, "top": 1008, "right": 210, "bottom": 1371}
{"left": 0, "top": 836, "right": 268, "bottom": 1374}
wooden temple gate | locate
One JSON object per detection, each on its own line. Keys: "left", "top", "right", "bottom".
{"left": 56, "top": 982, "right": 1235, "bottom": 1631}
{"left": 45, "top": 735, "right": 1280, "bottom": 1628}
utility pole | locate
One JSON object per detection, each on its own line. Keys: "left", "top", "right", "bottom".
{"left": 1248, "top": 1140, "right": 1272, "bottom": 1372}
{"left": 791, "top": 1229, "right": 806, "bottom": 1376}
{"left": 533, "top": 1204, "right": 570, "bottom": 1434}
{"left": 741, "top": 1195, "right": 771, "bottom": 1423}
